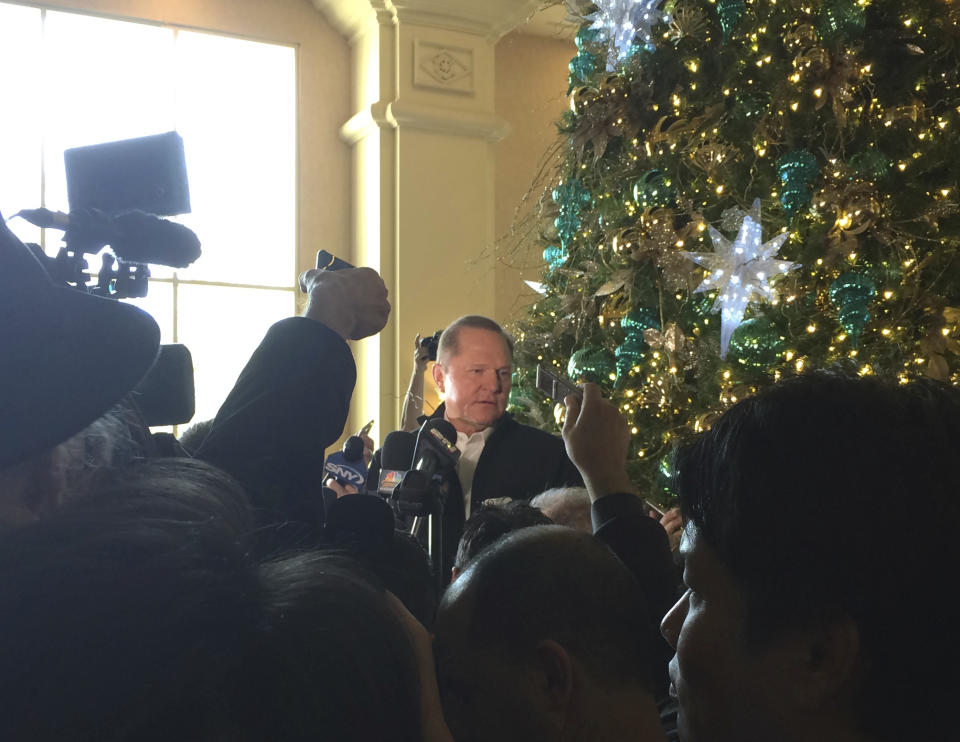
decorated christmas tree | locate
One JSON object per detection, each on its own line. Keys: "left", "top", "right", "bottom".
{"left": 509, "top": 0, "right": 960, "bottom": 503}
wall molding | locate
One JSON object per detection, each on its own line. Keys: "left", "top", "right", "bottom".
{"left": 340, "top": 99, "right": 510, "bottom": 144}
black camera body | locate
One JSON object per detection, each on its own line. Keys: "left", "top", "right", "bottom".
{"left": 420, "top": 330, "right": 442, "bottom": 362}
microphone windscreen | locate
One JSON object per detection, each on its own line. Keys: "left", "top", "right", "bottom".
{"left": 111, "top": 211, "right": 201, "bottom": 268}
{"left": 381, "top": 430, "right": 417, "bottom": 471}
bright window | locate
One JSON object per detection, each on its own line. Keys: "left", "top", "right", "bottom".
{"left": 0, "top": 2, "right": 297, "bottom": 427}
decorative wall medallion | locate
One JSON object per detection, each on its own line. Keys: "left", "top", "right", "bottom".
{"left": 413, "top": 39, "right": 474, "bottom": 94}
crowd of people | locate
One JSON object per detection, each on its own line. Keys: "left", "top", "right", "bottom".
{"left": 2, "top": 210, "right": 959, "bottom": 742}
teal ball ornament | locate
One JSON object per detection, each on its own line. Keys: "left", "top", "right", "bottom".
{"left": 778, "top": 150, "right": 818, "bottom": 218}
{"left": 542, "top": 245, "right": 568, "bottom": 271}
{"left": 568, "top": 51, "right": 598, "bottom": 89}
{"left": 632, "top": 169, "right": 677, "bottom": 209}
{"left": 575, "top": 25, "right": 602, "bottom": 50}
{"left": 729, "top": 316, "right": 786, "bottom": 369}
{"left": 615, "top": 335, "right": 648, "bottom": 387}
{"left": 621, "top": 307, "right": 661, "bottom": 334}
{"left": 568, "top": 347, "right": 616, "bottom": 385}
{"left": 830, "top": 272, "right": 877, "bottom": 341}
{"left": 716, "top": 0, "right": 746, "bottom": 40}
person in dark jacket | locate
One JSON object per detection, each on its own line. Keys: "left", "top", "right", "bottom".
{"left": 373, "top": 315, "right": 582, "bottom": 575}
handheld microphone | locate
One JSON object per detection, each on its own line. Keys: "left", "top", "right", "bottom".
{"left": 323, "top": 434, "right": 369, "bottom": 489}
{"left": 15, "top": 208, "right": 201, "bottom": 268}
{"left": 411, "top": 418, "right": 460, "bottom": 478}
{"left": 374, "top": 430, "right": 417, "bottom": 497}
{"left": 393, "top": 419, "right": 460, "bottom": 517}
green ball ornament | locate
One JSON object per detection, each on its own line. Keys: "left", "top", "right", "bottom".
{"left": 817, "top": 0, "right": 866, "bottom": 42}
{"left": 615, "top": 336, "right": 647, "bottom": 387}
{"left": 568, "top": 347, "right": 617, "bottom": 385}
{"left": 849, "top": 150, "right": 892, "bottom": 182}
{"left": 716, "top": 0, "right": 746, "bottom": 40}
{"left": 830, "top": 273, "right": 877, "bottom": 342}
{"left": 621, "top": 307, "right": 661, "bottom": 334}
{"left": 778, "top": 150, "right": 818, "bottom": 217}
{"left": 568, "top": 51, "right": 598, "bottom": 90}
{"left": 728, "top": 316, "right": 786, "bottom": 369}
{"left": 632, "top": 170, "right": 677, "bottom": 209}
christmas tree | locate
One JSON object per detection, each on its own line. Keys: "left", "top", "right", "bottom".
{"left": 509, "top": 0, "right": 960, "bottom": 503}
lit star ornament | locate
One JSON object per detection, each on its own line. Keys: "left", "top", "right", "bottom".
{"left": 682, "top": 199, "right": 799, "bottom": 358}
{"left": 588, "top": 0, "right": 672, "bottom": 69}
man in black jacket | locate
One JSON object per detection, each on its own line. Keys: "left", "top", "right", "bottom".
{"left": 413, "top": 315, "right": 582, "bottom": 573}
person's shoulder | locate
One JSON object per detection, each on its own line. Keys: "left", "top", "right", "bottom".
{"left": 495, "top": 415, "right": 564, "bottom": 446}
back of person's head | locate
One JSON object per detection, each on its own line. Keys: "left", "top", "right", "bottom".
{"left": 530, "top": 486, "right": 592, "bottom": 532}
{"left": 437, "top": 315, "right": 514, "bottom": 363}
{"left": 177, "top": 418, "right": 215, "bottom": 454}
{"left": 674, "top": 370, "right": 960, "bottom": 740}
{"left": 0, "top": 457, "right": 421, "bottom": 742}
{"left": 453, "top": 499, "right": 553, "bottom": 573}
{"left": 440, "top": 525, "right": 656, "bottom": 691}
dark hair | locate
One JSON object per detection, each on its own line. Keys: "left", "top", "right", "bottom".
{"left": 674, "top": 370, "right": 960, "bottom": 740}
{"left": 177, "top": 418, "right": 215, "bottom": 454}
{"left": 437, "top": 315, "right": 514, "bottom": 363}
{"left": 443, "top": 525, "right": 657, "bottom": 690}
{"left": 454, "top": 500, "right": 553, "bottom": 571}
{"left": 0, "top": 458, "right": 421, "bottom": 742}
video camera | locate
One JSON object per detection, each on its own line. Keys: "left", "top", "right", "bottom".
{"left": 419, "top": 330, "right": 442, "bottom": 362}
{"left": 15, "top": 131, "right": 201, "bottom": 426}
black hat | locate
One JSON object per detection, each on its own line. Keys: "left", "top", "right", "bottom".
{"left": 1, "top": 213, "right": 160, "bottom": 470}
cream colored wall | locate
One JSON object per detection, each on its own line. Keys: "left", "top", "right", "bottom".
{"left": 493, "top": 30, "right": 574, "bottom": 327}
{"left": 34, "top": 0, "right": 352, "bottom": 279}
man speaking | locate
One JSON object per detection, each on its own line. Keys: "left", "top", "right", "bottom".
{"left": 385, "top": 315, "right": 582, "bottom": 574}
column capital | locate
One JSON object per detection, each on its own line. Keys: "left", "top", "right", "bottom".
{"left": 312, "top": 0, "right": 542, "bottom": 40}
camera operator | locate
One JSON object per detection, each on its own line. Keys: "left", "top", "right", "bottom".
{"left": 2, "top": 211, "right": 390, "bottom": 535}
{"left": 0, "top": 213, "right": 161, "bottom": 525}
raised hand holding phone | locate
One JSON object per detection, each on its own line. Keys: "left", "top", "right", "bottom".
{"left": 561, "top": 382, "right": 637, "bottom": 502}
{"left": 299, "top": 252, "right": 390, "bottom": 340}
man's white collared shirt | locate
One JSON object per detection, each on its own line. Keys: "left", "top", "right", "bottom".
{"left": 455, "top": 426, "right": 494, "bottom": 519}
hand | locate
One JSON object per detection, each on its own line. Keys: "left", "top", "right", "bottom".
{"left": 359, "top": 432, "right": 375, "bottom": 467}
{"left": 413, "top": 334, "right": 431, "bottom": 373}
{"left": 562, "top": 382, "right": 636, "bottom": 501}
{"left": 300, "top": 267, "right": 390, "bottom": 340}
{"left": 324, "top": 478, "right": 359, "bottom": 498}
{"left": 657, "top": 507, "right": 684, "bottom": 551}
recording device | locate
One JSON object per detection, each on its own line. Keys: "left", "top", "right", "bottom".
{"left": 419, "top": 330, "right": 442, "bottom": 362}
{"left": 373, "top": 430, "right": 417, "bottom": 498}
{"left": 323, "top": 430, "right": 371, "bottom": 489}
{"left": 644, "top": 498, "right": 666, "bottom": 517}
{"left": 15, "top": 131, "right": 200, "bottom": 300}
{"left": 316, "top": 249, "right": 354, "bottom": 271}
{"left": 11, "top": 132, "right": 200, "bottom": 426}
{"left": 536, "top": 364, "right": 583, "bottom": 402}
{"left": 384, "top": 418, "right": 460, "bottom": 591}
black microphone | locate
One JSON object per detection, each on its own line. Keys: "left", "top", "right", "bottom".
{"left": 393, "top": 419, "right": 460, "bottom": 517}
{"left": 15, "top": 208, "right": 201, "bottom": 268}
{"left": 410, "top": 418, "right": 460, "bottom": 478}
{"left": 374, "top": 430, "right": 416, "bottom": 497}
